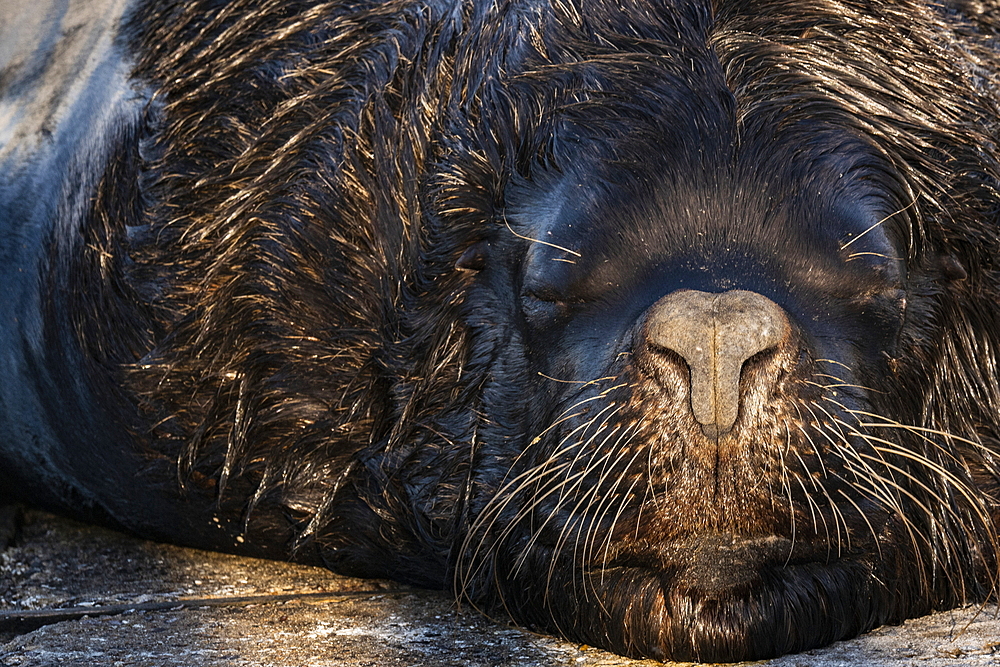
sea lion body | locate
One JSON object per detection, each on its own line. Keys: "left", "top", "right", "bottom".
{"left": 3, "top": 0, "right": 1000, "bottom": 661}
{"left": 0, "top": 0, "right": 299, "bottom": 555}
{"left": 0, "top": 0, "right": 151, "bottom": 523}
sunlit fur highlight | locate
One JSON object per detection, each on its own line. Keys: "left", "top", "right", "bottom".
{"left": 39, "top": 0, "right": 1000, "bottom": 662}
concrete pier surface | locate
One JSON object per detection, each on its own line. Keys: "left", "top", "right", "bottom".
{"left": 1, "top": 510, "right": 998, "bottom": 667}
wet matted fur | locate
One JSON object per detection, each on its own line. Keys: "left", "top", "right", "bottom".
{"left": 3, "top": 0, "right": 1000, "bottom": 661}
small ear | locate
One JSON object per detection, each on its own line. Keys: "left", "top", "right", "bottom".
{"left": 456, "top": 242, "right": 489, "bottom": 272}
{"left": 938, "top": 255, "right": 967, "bottom": 282}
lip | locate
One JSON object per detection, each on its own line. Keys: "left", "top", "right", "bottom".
{"left": 602, "top": 532, "right": 869, "bottom": 580}
{"left": 534, "top": 534, "right": 898, "bottom": 662}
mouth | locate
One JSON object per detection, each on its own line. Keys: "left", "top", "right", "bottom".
{"left": 627, "top": 534, "right": 892, "bottom": 659}
{"left": 461, "top": 375, "right": 991, "bottom": 663}
{"left": 482, "top": 532, "right": 912, "bottom": 663}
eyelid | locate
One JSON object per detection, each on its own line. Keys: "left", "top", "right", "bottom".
{"left": 523, "top": 288, "right": 564, "bottom": 303}
{"left": 523, "top": 287, "right": 592, "bottom": 305}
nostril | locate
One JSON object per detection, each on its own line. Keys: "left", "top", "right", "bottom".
{"left": 644, "top": 289, "right": 793, "bottom": 435}
{"left": 740, "top": 346, "right": 780, "bottom": 379}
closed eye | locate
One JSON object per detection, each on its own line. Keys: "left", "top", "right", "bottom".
{"left": 523, "top": 288, "right": 566, "bottom": 304}
{"left": 522, "top": 287, "right": 590, "bottom": 306}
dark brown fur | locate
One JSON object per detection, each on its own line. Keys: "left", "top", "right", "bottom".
{"left": 4, "top": 0, "right": 1000, "bottom": 662}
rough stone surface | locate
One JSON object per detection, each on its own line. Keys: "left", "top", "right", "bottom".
{"left": 0, "top": 510, "right": 998, "bottom": 666}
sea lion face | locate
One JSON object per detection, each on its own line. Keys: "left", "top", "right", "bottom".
{"left": 456, "top": 117, "right": 983, "bottom": 661}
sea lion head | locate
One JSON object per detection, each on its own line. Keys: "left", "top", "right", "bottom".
{"left": 447, "top": 26, "right": 1000, "bottom": 662}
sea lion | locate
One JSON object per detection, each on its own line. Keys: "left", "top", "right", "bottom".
{"left": 3, "top": 0, "right": 1000, "bottom": 661}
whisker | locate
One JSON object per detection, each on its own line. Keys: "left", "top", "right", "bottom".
{"left": 793, "top": 423, "right": 846, "bottom": 555}
{"left": 564, "top": 423, "right": 640, "bottom": 597}
{"left": 503, "top": 215, "right": 581, "bottom": 257}
{"left": 839, "top": 199, "right": 916, "bottom": 250}
{"left": 815, "top": 358, "right": 853, "bottom": 372}
{"left": 846, "top": 251, "right": 902, "bottom": 261}
{"left": 538, "top": 373, "right": 619, "bottom": 386}
{"left": 836, "top": 488, "right": 883, "bottom": 559}
{"left": 775, "top": 426, "right": 797, "bottom": 560}
{"left": 456, "top": 402, "right": 617, "bottom": 599}
{"left": 588, "top": 434, "right": 645, "bottom": 575}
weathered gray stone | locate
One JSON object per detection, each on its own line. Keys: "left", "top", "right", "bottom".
{"left": 1, "top": 511, "right": 998, "bottom": 666}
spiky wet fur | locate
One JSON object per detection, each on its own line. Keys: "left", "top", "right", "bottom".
{"left": 35, "top": 0, "right": 1000, "bottom": 661}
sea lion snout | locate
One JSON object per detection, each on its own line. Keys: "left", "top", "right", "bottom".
{"left": 644, "top": 289, "right": 793, "bottom": 438}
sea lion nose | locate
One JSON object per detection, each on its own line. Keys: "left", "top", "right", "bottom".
{"left": 645, "top": 289, "right": 792, "bottom": 439}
